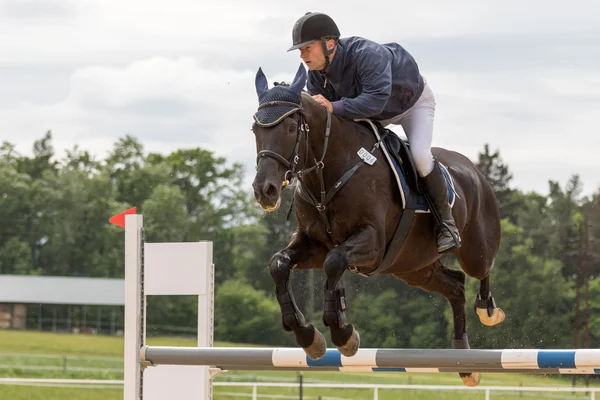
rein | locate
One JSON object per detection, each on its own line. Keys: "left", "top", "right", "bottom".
{"left": 255, "top": 100, "right": 388, "bottom": 246}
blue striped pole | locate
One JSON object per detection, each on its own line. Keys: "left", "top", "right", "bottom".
{"left": 140, "top": 346, "right": 600, "bottom": 374}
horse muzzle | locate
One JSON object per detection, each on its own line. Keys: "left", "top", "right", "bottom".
{"left": 252, "top": 179, "right": 283, "bottom": 212}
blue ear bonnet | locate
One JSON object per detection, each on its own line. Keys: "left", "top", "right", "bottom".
{"left": 253, "top": 86, "right": 302, "bottom": 127}
{"left": 253, "top": 64, "right": 307, "bottom": 127}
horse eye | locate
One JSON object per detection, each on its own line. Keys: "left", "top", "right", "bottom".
{"left": 289, "top": 124, "right": 297, "bottom": 132}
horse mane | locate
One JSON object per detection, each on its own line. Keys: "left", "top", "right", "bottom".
{"left": 264, "top": 75, "right": 358, "bottom": 131}
{"left": 299, "top": 92, "right": 369, "bottom": 134}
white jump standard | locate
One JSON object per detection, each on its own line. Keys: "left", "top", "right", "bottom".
{"left": 122, "top": 213, "right": 215, "bottom": 400}
{"left": 118, "top": 212, "right": 600, "bottom": 400}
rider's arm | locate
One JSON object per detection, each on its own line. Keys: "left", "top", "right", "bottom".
{"left": 330, "top": 46, "right": 392, "bottom": 119}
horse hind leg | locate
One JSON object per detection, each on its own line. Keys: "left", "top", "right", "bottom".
{"left": 393, "top": 260, "right": 481, "bottom": 387}
{"left": 474, "top": 269, "right": 505, "bottom": 326}
{"left": 456, "top": 192, "right": 505, "bottom": 327}
{"left": 458, "top": 248, "right": 505, "bottom": 326}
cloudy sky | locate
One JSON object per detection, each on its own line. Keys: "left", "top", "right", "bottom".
{"left": 1, "top": 0, "right": 598, "bottom": 197}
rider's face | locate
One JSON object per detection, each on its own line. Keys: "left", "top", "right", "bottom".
{"left": 299, "top": 40, "right": 336, "bottom": 71}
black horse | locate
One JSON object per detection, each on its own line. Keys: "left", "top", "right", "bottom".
{"left": 251, "top": 64, "right": 505, "bottom": 386}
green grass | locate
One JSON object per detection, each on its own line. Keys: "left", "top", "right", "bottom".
{"left": 0, "top": 329, "right": 598, "bottom": 400}
{"left": 0, "top": 385, "right": 122, "bottom": 400}
{"left": 0, "top": 329, "right": 243, "bottom": 356}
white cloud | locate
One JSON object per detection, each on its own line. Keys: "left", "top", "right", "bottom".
{"left": 0, "top": 57, "right": 264, "bottom": 164}
{"left": 3, "top": 0, "right": 597, "bottom": 61}
{"left": 1, "top": 0, "right": 77, "bottom": 20}
{"left": 537, "top": 70, "right": 600, "bottom": 99}
{"left": 67, "top": 57, "right": 241, "bottom": 110}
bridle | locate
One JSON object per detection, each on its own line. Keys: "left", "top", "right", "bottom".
{"left": 254, "top": 98, "right": 387, "bottom": 245}
{"left": 255, "top": 99, "right": 331, "bottom": 187}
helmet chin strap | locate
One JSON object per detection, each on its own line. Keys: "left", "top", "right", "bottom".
{"left": 320, "top": 38, "right": 335, "bottom": 88}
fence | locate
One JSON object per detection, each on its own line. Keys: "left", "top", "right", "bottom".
{"left": 0, "top": 352, "right": 123, "bottom": 374}
{"left": 0, "top": 379, "right": 598, "bottom": 400}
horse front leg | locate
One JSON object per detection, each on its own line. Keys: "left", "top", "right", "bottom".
{"left": 322, "top": 224, "right": 381, "bottom": 357}
{"left": 270, "top": 230, "right": 329, "bottom": 360}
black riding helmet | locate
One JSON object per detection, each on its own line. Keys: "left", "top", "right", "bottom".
{"left": 287, "top": 12, "right": 340, "bottom": 52}
{"left": 288, "top": 12, "right": 340, "bottom": 76}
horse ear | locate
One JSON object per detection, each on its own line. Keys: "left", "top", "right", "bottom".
{"left": 255, "top": 67, "right": 269, "bottom": 98}
{"left": 290, "top": 64, "right": 307, "bottom": 94}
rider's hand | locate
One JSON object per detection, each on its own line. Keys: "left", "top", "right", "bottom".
{"left": 312, "top": 95, "right": 333, "bottom": 113}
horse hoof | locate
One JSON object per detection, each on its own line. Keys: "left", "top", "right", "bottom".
{"left": 476, "top": 307, "right": 505, "bottom": 326}
{"left": 303, "top": 328, "right": 327, "bottom": 360}
{"left": 460, "top": 372, "right": 481, "bottom": 387}
{"left": 337, "top": 327, "right": 360, "bottom": 357}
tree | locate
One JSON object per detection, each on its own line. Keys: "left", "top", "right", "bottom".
{"left": 512, "top": 191, "right": 552, "bottom": 259}
{"left": 32, "top": 166, "right": 120, "bottom": 277}
{"left": 352, "top": 288, "right": 448, "bottom": 349}
{"left": 105, "top": 135, "right": 170, "bottom": 209}
{"left": 465, "top": 219, "right": 574, "bottom": 349}
{"left": 0, "top": 237, "right": 36, "bottom": 275}
{"left": 476, "top": 144, "right": 518, "bottom": 222}
{"left": 145, "top": 146, "right": 260, "bottom": 285}
{"left": 1, "top": 131, "right": 591, "bottom": 348}
{"left": 142, "top": 184, "right": 190, "bottom": 243}
{"left": 546, "top": 175, "right": 584, "bottom": 278}
{"left": 0, "top": 162, "right": 33, "bottom": 246}
{"left": 214, "top": 279, "right": 291, "bottom": 345}
{"left": 17, "top": 130, "right": 59, "bottom": 180}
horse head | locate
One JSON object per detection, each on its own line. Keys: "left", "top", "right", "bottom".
{"left": 251, "top": 64, "right": 312, "bottom": 212}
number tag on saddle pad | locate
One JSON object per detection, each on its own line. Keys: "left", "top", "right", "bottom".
{"left": 357, "top": 147, "right": 377, "bottom": 165}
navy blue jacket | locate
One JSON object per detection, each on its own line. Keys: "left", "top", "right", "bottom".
{"left": 307, "top": 36, "right": 425, "bottom": 121}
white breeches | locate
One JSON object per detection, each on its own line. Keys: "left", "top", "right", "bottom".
{"left": 380, "top": 80, "right": 436, "bottom": 177}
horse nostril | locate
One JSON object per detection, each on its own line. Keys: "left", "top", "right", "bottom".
{"left": 264, "top": 183, "right": 278, "bottom": 199}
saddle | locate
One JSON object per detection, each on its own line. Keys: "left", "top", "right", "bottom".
{"left": 365, "top": 120, "right": 424, "bottom": 196}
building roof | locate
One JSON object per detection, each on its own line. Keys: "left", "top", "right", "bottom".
{"left": 0, "top": 275, "right": 124, "bottom": 306}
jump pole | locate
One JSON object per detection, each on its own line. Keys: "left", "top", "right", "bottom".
{"left": 119, "top": 212, "right": 600, "bottom": 400}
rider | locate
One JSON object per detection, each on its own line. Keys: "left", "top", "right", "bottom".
{"left": 287, "top": 11, "right": 460, "bottom": 253}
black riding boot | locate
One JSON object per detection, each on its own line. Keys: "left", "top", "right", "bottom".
{"left": 422, "top": 162, "right": 461, "bottom": 253}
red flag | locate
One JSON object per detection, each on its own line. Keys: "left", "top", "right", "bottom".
{"left": 109, "top": 206, "right": 137, "bottom": 228}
